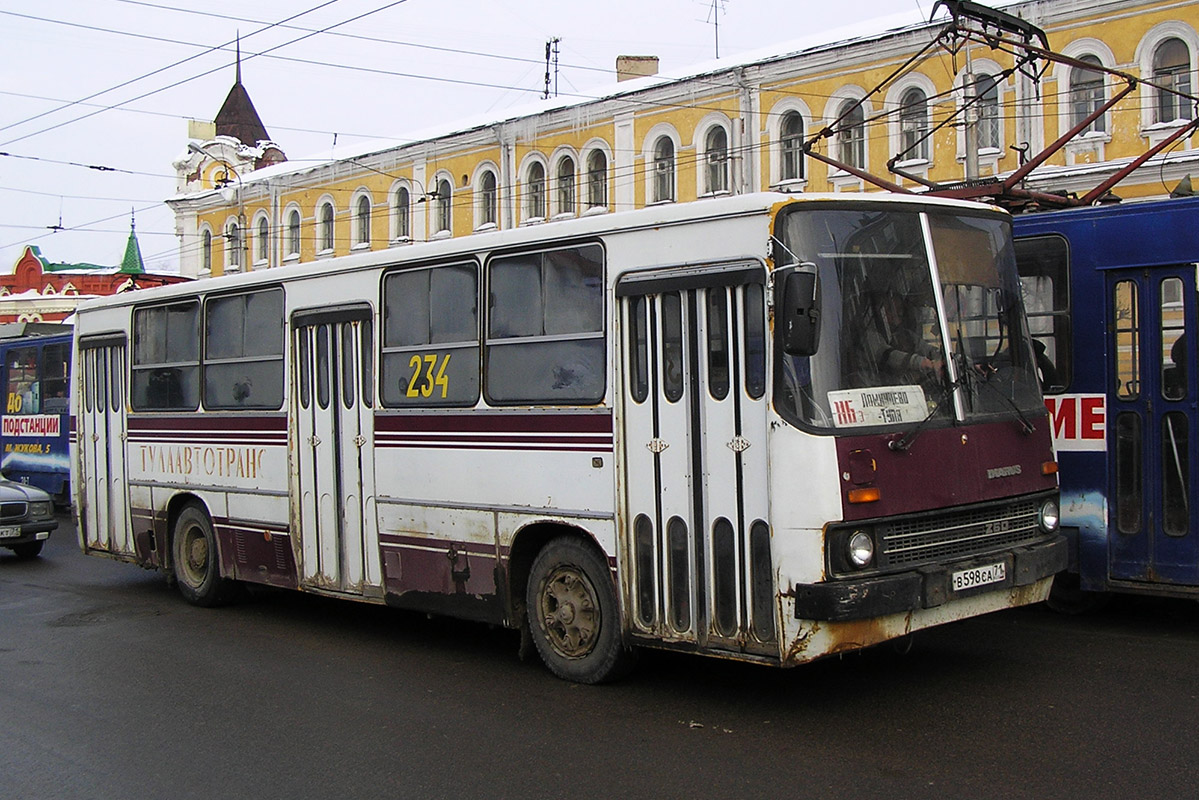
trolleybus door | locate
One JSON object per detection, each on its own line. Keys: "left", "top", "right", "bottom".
{"left": 78, "top": 340, "right": 133, "bottom": 555}
{"left": 618, "top": 265, "right": 774, "bottom": 651}
{"left": 1107, "top": 268, "right": 1197, "bottom": 585}
{"left": 293, "top": 307, "right": 381, "bottom": 595}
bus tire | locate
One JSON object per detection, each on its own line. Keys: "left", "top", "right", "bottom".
{"left": 172, "top": 504, "right": 238, "bottom": 607}
{"left": 526, "top": 537, "right": 635, "bottom": 684}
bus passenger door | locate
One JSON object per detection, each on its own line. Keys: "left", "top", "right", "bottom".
{"left": 1107, "top": 269, "right": 1198, "bottom": 586}
{"left": 78, "top": 341, "right": 133, "bottom": 555}
{"left": 293, "top": 308, "right": 381, "bottom": 596}
{"left": 618, "top": 266, "right": 774, "bottom": 652}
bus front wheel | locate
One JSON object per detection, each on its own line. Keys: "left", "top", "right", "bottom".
{"left": 172, "top": 504, "right": 239, "bottom": 607}
{"left": 526, "top": 537, "right": 635, "bottom": 684}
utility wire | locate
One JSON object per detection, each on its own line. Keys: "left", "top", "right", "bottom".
{"left": 0, "top": 1, "right": 411, "bottom": 148}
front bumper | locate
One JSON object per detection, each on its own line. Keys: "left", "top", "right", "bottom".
{"left": 0, "top": 519, "right": 57, "bottom": 548}
{"left": 791, "top": 534, "right": 1067, "bottom": 621}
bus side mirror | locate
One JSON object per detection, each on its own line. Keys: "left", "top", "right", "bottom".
{"left": 779, "top": 263, "right": 821, "bottom": 356}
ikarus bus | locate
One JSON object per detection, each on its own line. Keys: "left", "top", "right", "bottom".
{"left": 71, "top": 192, "right": 1064, "bottom": 682}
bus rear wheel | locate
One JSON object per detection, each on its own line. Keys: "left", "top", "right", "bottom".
{"left": 172, "top": 504, "right": 239, "bottom": 607}
{"left": 526, "top": 537, "right": 634, "bottom": 684}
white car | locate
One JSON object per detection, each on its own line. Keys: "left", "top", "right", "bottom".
{"left": 0, "top": 478, "right": 57, "bottom": 559}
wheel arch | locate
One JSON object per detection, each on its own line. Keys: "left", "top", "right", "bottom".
{"left": 162, "top": 492, "right": 211, "bottom": 571}
{"left": 506, "top": 520, "right": 615, "bottom": 625}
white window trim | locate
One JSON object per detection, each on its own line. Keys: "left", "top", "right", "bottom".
{"left": 282, "top": 203, "right": 302, "bottom": 262}
{"left": 581, "top": 139, "right": 612, "bottom": 211}
{"left": 431, "top": 172, "right": 454, "bottom": 238}
{"left": 952, "top": 59, "right": 1006, "bottom": 174}
{"left": 822, "top": 87, "right": 871, "bottom": 178}
{"left": 388, "top": 180, "right": 413, "bottom": 244}
{"left": 1054, "top": 40, "right": 1117, "bottom": 165}
{"left": 252, "top": 211, "right": 271, "bottom": 268}
{"left": 642, "top": 124, "right": 681, "bottom": 205}
{"left": 198, "top": 224, "right": 214, "bottom": 276}
{"left": 471, "top": 163, "right": 501, "bottom": 232}
{"left": 350, "top": 188, "right": 374, "bottom": 251}
{"left": 550, "top": 146, "right": 579, "bottom": 219}
{"left": 517, "top": 154, "right": 549, "bottom": 225}
{"left": 885, "top": 72, "right": 937, "bottom": 174}
{"left": 315, "top": 194, "right": 336, "bottom": 258}
{"left": 695, "top": 113, "right": 733, "bottom": 198}
{"left": 223, "top": 215, "right": 243, "bottom": 272}
{"left": 767, "top": 99, "right": 812, "bottom": 190}
{"left": 1135, "top": 21, "right": 1199, "bottom": 140}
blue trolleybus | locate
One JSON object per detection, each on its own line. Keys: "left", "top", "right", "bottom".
{"left": 1013, "top": 195, "right": 1199, "bottom": 606}
{"left": 0, "top": 327, "right": 73, "bottom": 504}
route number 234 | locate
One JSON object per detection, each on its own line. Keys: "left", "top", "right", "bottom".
{"left": 407, "top": 353, "right": 451, "bottom": 398}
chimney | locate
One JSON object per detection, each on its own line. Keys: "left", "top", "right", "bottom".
{"left": 616, "top": 55, "right": 660, "bottom": 82}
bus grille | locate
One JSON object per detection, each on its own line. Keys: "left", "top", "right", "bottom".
{"left": 0, "top": 501, "right": 27, "bottom": 521}
{"left": 877, "top": 499, "right": 1043, "bottom": 568}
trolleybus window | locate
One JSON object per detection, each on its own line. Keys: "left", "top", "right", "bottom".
{"left": 5, "top": 346, "right": 40, "bottom": 414}
{"left": 381, "top": 262, "right": 480, "bottom": 407}
{"left": 486, "top": 244, "right": 604, "bottom": 404}
{"left": 1013, "top": 235, "right": 1070, "bottom": 393}
{"left": 204, "top": 288, "right": 284, "bottom": 409}
{"left": 132, "top": 301, "right": 200, "bottom": 410}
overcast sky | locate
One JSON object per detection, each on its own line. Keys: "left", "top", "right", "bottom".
{"left": 0, "top": 0, "right": 935, "bottom": 273}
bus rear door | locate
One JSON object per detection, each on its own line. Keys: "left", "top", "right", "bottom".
{"left": 1108, "top": 267, "right": 1197, "bottom": 586}
{"left": 293, "top": 307, "right": 382, "bottom": 596}
{"left": 77, "top": 337, "right": 133, "bottom": 556}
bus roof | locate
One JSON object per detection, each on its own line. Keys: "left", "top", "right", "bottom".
{"left": 79, "top": 192, "right": 1008, "bottom": 314}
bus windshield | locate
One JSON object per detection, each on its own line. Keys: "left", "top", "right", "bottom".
{"left": 774, "top": 205, "right": 1043, "bottom": 432}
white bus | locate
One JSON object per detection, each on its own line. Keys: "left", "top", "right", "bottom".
{"left": 73, "top": 192, "right": 1064, "bottom": 682}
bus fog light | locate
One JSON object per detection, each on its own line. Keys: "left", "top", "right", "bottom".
{"left": 1039, "top": 500, "right": 1060, "bottom": 532}
{"left": 847, "top": 531, "right": 874, "bottom": 568}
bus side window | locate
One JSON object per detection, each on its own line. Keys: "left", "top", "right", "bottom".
{"left": 381, "top": 262, "right": 480, "bottom": 408}
{"left": 132, "top": 302, "right": 200, "bottom": 411}
{"left": 486, "top": 244, "right": 605, "bottom": 405}
{"left": 1014, "top": 235, "right": 1070, "bottom": 393}
{"left": 5, "top": 346, "right": 39, "bottom": 414}
{"left": 204, "top": 289, "right": 285, "bottom": 410}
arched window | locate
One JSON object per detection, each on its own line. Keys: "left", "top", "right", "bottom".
{"left": 1153, "top": 38, "right": 1193, "bottom": 123}
{"left": 257, "top": 216, "right": 270, "bottom": 263}
{"left": 281, "top": 209, "right": 298, "bottom": 256}
{"left": 586, "top": 150, "right": 608, "bottom": 209}
{"left": 526, "top": 162, "right": 546, "bottom": 220}
{"left": 705, "top": 126, "right": 729, "bottom": 194}
{"left": 436, "top": 179, "right": 452, "bottom": 234}
{"left": 974, "top": 74, "right": 1001, "bottom": 149}
{"left": 1071, "top": 55, "right": 1107, "bottom": 133}
{"left": 319, "top": 202, "right": 334, "bottom": 252}
{"left": 355, "top": 195, "right": 371, "bottom": 246}
{"left": 393, "top": 187, "right": 410, "bottom": 240}
{"left": 201, "top": 229, "right": 212, "bottom": 273}
{"left": 899, "top": 87, "right": 929, "bottom": 161}
{"left": 479, "top": 170, "right": 498, "bottom": 227}
{"left": 837, "top": 101, "right": 865, "bottom": 169}
{"left": 556, "top": 156, "right": 576, "bottom": 215}
{"left": 653, "top": 137, "right": 675, "bottom": 202}
{"left": 226, "top": 221, "right": 241, "bottom": 269}
{"left": 780, "top": 111, "right": 804, "bottom": 181}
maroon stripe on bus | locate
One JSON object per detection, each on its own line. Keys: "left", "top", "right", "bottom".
{"left": 374, "top": 411, "right": 613, "bottom": 435}
{"left": 128, "top": 415, "right": 287, "bottom": 432}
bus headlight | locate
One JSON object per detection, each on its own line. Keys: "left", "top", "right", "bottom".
{"left": 847, "top": 530, "right": 875, "bottom": 568}
{"left": 1038, "top": 499, "right": 1060, "bottom": 532}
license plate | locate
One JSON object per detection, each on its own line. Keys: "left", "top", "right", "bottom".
{"left": 0, "top": 526, "right": 20, "bottom": 539}
{"left": 952, "top": 561, "right": 1007, "bottom": 592}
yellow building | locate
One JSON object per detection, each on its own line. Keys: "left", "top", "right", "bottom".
{"left": 168, "top": 0, "right": 1199, "bottom": 278}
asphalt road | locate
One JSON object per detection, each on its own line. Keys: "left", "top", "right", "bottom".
{"left": 3, "top": 514, "right": 1198, "bottom": 799}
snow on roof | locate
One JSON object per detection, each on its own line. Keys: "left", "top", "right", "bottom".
{"left": 172, "top": 2, "right": 989, "bottom": 197}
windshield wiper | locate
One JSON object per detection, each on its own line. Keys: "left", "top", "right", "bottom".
{"left": 888, "top": 373, "right": 956, "bottom": 452}
{"left": 973, "top": 364, "right": 1036, "bottom": 434}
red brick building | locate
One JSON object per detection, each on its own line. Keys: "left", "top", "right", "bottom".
{"left": 0, "top": 225, "right": 189, "bottom": 323}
